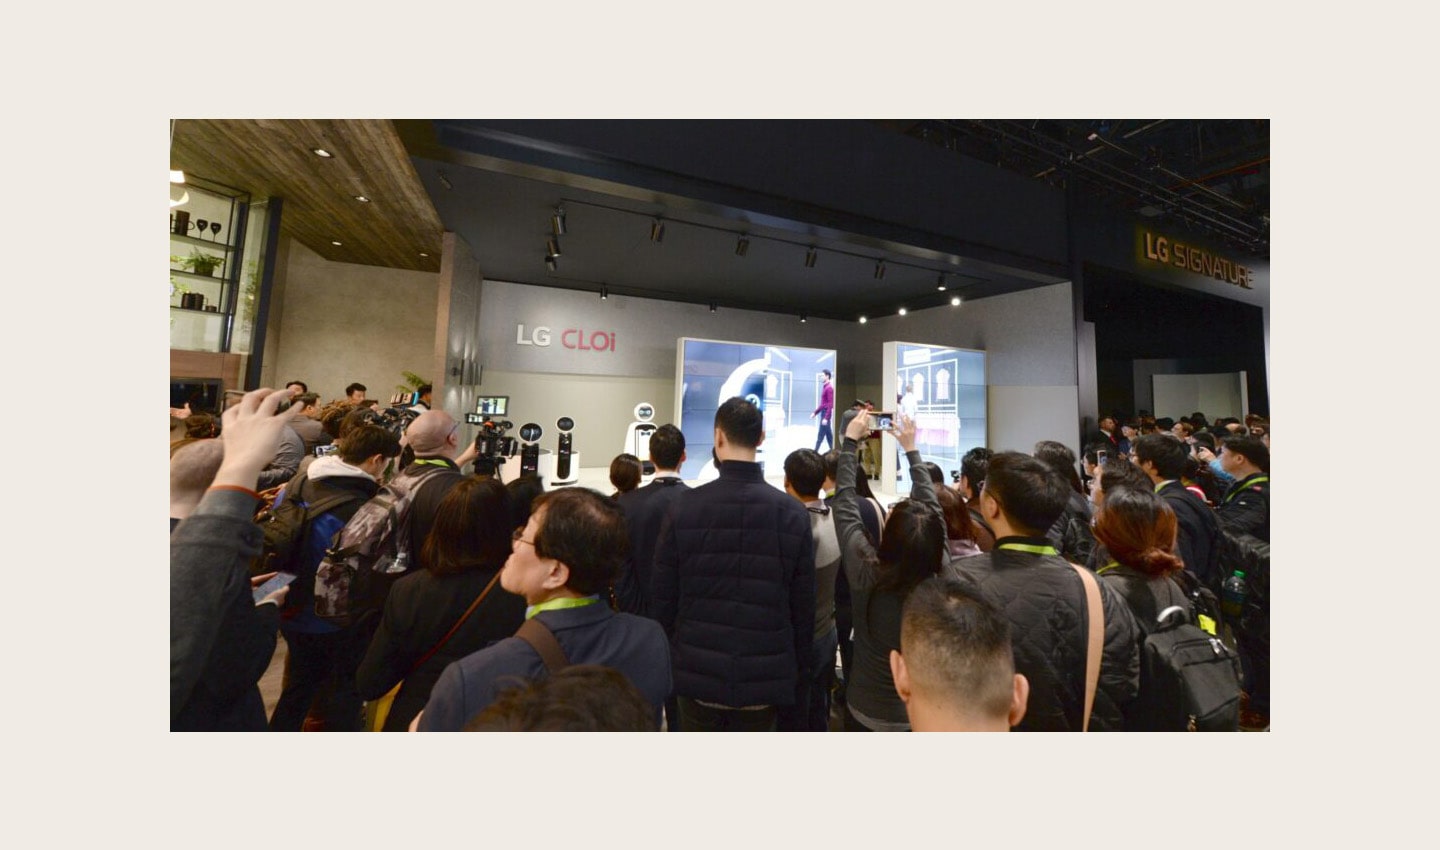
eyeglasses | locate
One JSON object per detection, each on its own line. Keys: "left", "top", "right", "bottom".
{"left": 511, "top": 527, "right": 536, "bottom": 548}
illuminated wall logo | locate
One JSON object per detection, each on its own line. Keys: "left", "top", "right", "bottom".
{"left": 1140, "top": 229, "right": 1253, "bottom": 290}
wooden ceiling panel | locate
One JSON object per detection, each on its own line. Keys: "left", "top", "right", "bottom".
{"left": 170, "top": 119, "right": 444, "bottom": 272}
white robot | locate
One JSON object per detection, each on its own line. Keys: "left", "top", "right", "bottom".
{"left": 624, "top": 402, "right": 658, "bottom": 476}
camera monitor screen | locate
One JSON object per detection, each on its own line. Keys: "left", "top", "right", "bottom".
{"left": 476, "top": 396, "right": 508, "bottom": 416}
{"left": 675, "top": 337, "right": 837, "bottom": 480}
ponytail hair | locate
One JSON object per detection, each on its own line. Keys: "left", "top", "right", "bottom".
{"left": 1093, "top": 486, "right": 1184, "bottom": 577}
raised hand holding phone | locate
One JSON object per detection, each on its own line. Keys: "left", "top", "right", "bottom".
{"left": 893, "top": 412, "right": 918, "bottom": 453}
{"left": 844, "top": 409, "right": 874, "bottom": 443}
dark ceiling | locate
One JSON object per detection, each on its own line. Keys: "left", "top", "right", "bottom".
{"left": 170, "top": 119, "right": 1268, "bottom": 323}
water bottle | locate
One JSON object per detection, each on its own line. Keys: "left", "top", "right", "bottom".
{"left": 1221, "top": 570, "right": 1247, "bottom": 622}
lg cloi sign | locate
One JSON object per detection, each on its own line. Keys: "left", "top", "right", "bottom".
{"left": 515, "top": 323, "right": 617, "bottom": 352}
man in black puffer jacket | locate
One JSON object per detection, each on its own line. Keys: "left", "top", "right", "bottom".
{"left": 954, "top": 452, "right": 1139, "bottom": 731}
{"left": 653, "top": 397, "right": 816, "bottom": 732}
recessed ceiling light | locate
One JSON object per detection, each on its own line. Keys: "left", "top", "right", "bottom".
{"left": 331, "top": 240, "right": 342, "bottom": 246}
{"left": 951, "top": 296, "right": 962, "bottom": 306}
{"left": 312, "top": 148, "right": 333, "bottom": 158}
{"left": 897, "top": 307, "right": 907, "bottom": 316}
{"left": 858, "top": 315, "right": 868, "bottom": 324}
{"left": 419, "top": 252, "right": 429, "bottom": 258}
{"left": 354, "top": 195, "right": 370, "bottom": 203}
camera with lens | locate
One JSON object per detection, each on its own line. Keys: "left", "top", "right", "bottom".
{"left": 473, "top": 417, "right": 516, "bottom": 467}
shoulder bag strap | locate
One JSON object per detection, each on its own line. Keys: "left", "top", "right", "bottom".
{"left": 408, "top": 570, "right": 504, "bottom": 674}
{"left": 1071, "top": 563, "right": 1104, "bottom": 732}
{"left": 515, "top": 617, "right": 570, "bottom": 673}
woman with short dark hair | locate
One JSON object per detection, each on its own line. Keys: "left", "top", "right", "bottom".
{"left": 355, "top": 477, "right": 527, "bottom": 731}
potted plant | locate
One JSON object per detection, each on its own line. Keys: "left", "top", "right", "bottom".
{"left": 173, "top": 249, "right": 224, "bottom": 277}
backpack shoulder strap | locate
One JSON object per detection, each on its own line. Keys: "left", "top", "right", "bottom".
{"left": 1070, "top": 564, "right": 1104, "bottom": 733}
{"left": 515, "top": 617, "right": 570, "bottom": 673}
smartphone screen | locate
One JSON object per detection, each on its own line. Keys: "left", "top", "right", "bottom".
{"left": 873, "top": 413, "right": 894, "bottom": 431}
{"left": 1097, "top": 449, "right": 1108, "bottom": 466}
{"left": 253, "top": 572, "right": 297, "bottom": 603}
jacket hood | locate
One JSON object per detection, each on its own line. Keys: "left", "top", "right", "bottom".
{"left": 308, "top": 455, "right": 376, "bottom": 482}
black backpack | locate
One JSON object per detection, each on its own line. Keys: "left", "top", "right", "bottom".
{"left": 1133, "top": 603, "right": 1243, "bottom": 731}
{"left": 1172, "top": 567, "right": 1225, "bottom": 638}
{"left": 250, "top": 475, "right": 362, "bottom": 578}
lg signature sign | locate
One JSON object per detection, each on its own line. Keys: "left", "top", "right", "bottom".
{"left": 515, "top": 324, "right": 617, "bottom": 352}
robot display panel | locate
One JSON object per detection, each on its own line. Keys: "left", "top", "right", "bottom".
{"left": 675, "top": 337, "right": 836, "bottom": 480}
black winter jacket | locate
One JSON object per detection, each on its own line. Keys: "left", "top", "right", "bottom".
{"left": 955, "top": 539, "right": 1140, "bottom": 731}
{"left": 1157, "top": 480, "right": 1222, "bottom": 590}
{"left": 1217, "top": 473, "right": 1269, "bottom": 543}
{"left": 652, "top": 460, "right": 816, "bottom": 712}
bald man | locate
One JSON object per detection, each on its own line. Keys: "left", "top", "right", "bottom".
{"left": 395, "top": 410, "right": 467, "bottom": 562}
{"left": 171, "top": 439, "right": 226, "bottom": 533}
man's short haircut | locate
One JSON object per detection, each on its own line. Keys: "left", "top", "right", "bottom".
{"left": 463, "top": 665, "right": 655, "bottom": 732}
{"left": 961, "top": 447, "right": 993, "bottom": 497}
{"left": 714, "top": 396, "right": 763, "bottom": 449}
{"left": 183, "top": 412, "right": 220, "bottom": 439}
{"left": 784, "top": 448, "right": 826, "bottom": 499}
{"left": 170, "top": 439, "right": 226, "bottom": 497}
{"left": 336, "top": 422, "right": 401, "bottom": 465}
{"left": 1133, "top": 433, "right": 1190, "bottom": 480}
{"left": 416, "top": 383, "right": 433, "bottom": 396}
{"left": 919, "top": 462, "right": 945, "bottom": 485}
{"left": 983, "top": 452, "right": 1068, "bottom": 535}
{"left": 1221, "top": 434, "right": 1270, "bottom": 473}
{"left": 1155, "top": 417, "right": 1175, "bottom": 431}
{"left": 900, "top": 577, "right": 1016, "bottom": 721}
{"left": 1099, "top": 457, "right": 1154, "bottom": 497}
{"left": 531, "top": 487, "right": 629, "bottom": 596}
{"left": 345, "top": 382, "right": 366, "bottom": 396}
{"left": 1034, "top": 440, "right": 1083, "bottom": 495}
{"left": 295, "top": 392, "right": 320, "bottom": 410}
{"left": 822, "top": 369, "right": 832, "bottom": 379}
{"left": 285, "top": 380, "right": 308, "bottom": 393}
{"left": 647, "top": 424, "right": 686, "bottom": 470}
{"left": 821, "top": 450, "right": 839, "bottom": 484}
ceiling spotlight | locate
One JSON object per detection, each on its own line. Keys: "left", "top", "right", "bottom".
{"left": 650, "top": 218, "right": 665, "bottom": 243}
{"left": 545, "top": 255, "right": 557, "bottom": 272}
{"left": 312, "top": 148, "right": 333, "bottom": 158}
{"left": 874, "top": 260, "right": 886, "bottom": 280}
{"left": 709, "top": 302, "right": 717, "bottom": 313}
{"left": 552, "top": 206, "right": 566, "bottom": 236}
{"left": 858, "top": 315, "right": 868, "bottom": 324}
{"left": 736, "top": 236, "right": 750, "bottom": 256}
{"left": 436, "top": 170, "right": 453, "bottom": 190}
{"left": 331, "top": 240, "right": 342, "bottom": 246}
{"left": 419, "top": 252, "right": 429, "bottom": 258}
{"left": 937, "top": 274, "right": 947, "bottom": 291}
{"left": 546, "top": 237, "right": 561, "bottom": 258}
{"left": 800, "top": 314, "right": 808, "bottom": 323}
{"left": 805, "top": 247, "right": 817, "bottom": 268}
{"left": 170, "top": 170, "right": 186, "bottom": 184}
{"left": 951, "top": 296, "right": 962, "bottom": 306}
{"left": 354, "top": 195, "right": 370, "bottom": 203}
{"left": 600, "top": 285, "right": 609, "bottom": 300}
{"left": 897, "top": 307, "right": 907, "bottom": 316}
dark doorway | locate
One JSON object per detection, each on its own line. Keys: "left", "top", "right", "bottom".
{"left": 1083, "top": 264, "right": 1267, "bottom": 421}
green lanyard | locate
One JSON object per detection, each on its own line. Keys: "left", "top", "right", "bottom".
{"left": 1224, "top": 475, "right": 1270, "bottom": 504}
{"left": 996, "top": 542, "right": 1059, "bottom": 556}
{"left": 525, "top": 595, "right": 600, "bottom": 620}
{"left": 1096, "top": 561, "right": 1120, "bottom": 575}
{"left": 411, "top": 458, "right": 452, "bottom": 469}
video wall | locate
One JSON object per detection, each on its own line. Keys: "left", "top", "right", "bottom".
{"left": 675, "top": 337, "right": 837, "bottom": 479}
{"left": 884, "top": 341, "right": 987, "bottom": 491}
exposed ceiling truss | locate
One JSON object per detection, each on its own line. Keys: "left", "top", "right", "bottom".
{"left": 895, "top": 119, "right": 1269, "bottom": 259}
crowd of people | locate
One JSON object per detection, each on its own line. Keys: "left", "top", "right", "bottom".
{"left": 171, "top": 383, "right": 1269, "bottom": 732}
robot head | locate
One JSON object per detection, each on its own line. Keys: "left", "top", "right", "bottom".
{"left": 519, "top": 422, "right": 543, "bottom": 445}
{"left": 634, "top": 402, "right": 655, "bottom": 422}
{"left": 556, "top": 416, "right": 575, "bottom": 433}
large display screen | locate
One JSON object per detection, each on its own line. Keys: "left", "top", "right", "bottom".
{"left": 675, "top": 337, "right": 837, "bottom": 480}
{"left": 885, "top": 341, "right": 987, "bottom": 491}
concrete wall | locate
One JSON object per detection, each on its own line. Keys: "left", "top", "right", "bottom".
{"left": 262, "top": 238, "right": 440, "bottom": 403}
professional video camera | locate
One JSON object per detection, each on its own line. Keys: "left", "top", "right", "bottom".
{"left": 473, "top": 417, "right": 517, "bottom": 470}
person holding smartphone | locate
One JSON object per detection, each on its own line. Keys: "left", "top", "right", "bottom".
{"left": 172, "top": 387, "right": 306, "bottom": 731}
